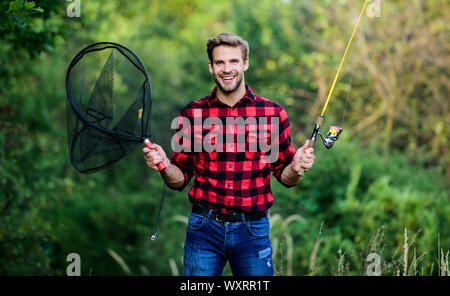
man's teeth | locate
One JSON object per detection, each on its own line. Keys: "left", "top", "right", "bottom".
{"left": 223, "top": 77, "right": 234, "bottom": 80}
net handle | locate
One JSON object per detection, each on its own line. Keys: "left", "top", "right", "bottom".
{"left": 144, "top": 139, "right": 166, "bottom": 171}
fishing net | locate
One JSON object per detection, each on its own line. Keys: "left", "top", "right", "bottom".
{"left": 66, "top": 42, "right": 152, "bottom": 173}
{"left": 66, "top": 42, "right": 167, "bottom": 240}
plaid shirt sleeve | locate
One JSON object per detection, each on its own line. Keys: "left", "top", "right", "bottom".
{"left": 170, "top": 107, "right": 194, "bottom": 191}
{"left": 270, "top": 106, "right": 296, "bottom": 187}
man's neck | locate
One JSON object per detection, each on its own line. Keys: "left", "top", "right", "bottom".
{"left": 215, "top": 82, "right": 247, "bottom": 107}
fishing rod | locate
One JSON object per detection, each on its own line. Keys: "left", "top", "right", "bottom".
{"left": 298, "top": 0, "right": 368, "bottom": 177}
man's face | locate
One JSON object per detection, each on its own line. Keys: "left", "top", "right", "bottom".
{"left": 208, "top": 45, "right": 249, "bottom": 94}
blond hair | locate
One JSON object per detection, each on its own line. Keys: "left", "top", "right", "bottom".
{"left": 206, "top": 32, "right": 249, "bottom": 62}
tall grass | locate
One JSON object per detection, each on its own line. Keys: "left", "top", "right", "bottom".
{"left": 107, "top": 215, "right": 448, "bottom": 276}
{"left": 285, "top": 223, "right": 449, "bottom": 276}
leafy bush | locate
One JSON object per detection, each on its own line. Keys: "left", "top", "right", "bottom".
{"left": 270, "top": 139, "right": 449, "bottom": 275}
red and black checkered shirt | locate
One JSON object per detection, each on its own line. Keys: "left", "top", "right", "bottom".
{"left": 171, "top": 85, "right": 296, "bottom": 213}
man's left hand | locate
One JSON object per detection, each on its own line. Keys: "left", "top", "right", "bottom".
{"left": 292, "top": 140, "right": 315, "bottom": 173}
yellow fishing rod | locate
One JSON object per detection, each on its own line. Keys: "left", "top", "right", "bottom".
{"left": 298, "top": 0, "right": 368, "bottom": 176}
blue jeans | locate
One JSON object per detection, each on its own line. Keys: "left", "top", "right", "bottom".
{"left": 183, "top": 211, "right": 273, "bottom": 276}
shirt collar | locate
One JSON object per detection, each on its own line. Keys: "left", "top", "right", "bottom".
{"left": 207, "top": 85, "right": 256, "bottom": 107}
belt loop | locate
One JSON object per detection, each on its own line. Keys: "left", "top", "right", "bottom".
{"left": 241, "top": 213, "right": 246, "bottom": 222}
{"left": 207, "top": 209, "right": 213, "bottom": 219}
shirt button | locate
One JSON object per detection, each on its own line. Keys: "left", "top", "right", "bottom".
{"left": 229, "top": 165, "right": 232, "bottom": 168}
{"left": 227, "top": 184, "right": 231, "bottom": 188}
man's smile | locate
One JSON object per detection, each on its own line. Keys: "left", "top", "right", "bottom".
{"left": 220, "top": 74, "right": 236, "bottom": 84}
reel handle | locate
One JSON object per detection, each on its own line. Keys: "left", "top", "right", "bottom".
{"left": 144, "top": 139, "right": 166, "bottom": 171}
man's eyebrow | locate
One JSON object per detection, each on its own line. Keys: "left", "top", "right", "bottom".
{"left": 213, "top": 58, "right": 240, "bottom": 63}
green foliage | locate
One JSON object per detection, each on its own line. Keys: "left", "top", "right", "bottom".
{"left": 271, "top": 139, "right": 449, "bottom": 275}
{"left": 0, "top": 0, "right": 65, "bottom": 59}
{"left": 0, "top": 0, "right": 448, "bottom": 275}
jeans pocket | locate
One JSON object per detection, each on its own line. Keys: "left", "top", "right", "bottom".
{"left": 187, "top": 213, "right": 206, "bottom": 231}
{"left": 246, "top": 217, "right": 270, "bottom": 237}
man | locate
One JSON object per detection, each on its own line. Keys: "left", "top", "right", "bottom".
{"left": 143, "top": 33, "right": 315, "bottom": 276}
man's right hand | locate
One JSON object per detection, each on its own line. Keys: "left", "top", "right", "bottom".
{"left": 143, "top": 143, "right": 170, "bottom": 171}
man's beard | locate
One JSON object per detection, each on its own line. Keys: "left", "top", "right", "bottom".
{"left": 214, "top": 71, "right": 244, "bottom": 94}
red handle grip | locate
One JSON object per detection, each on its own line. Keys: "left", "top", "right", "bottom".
{"left": 144, "top": 139, "right": 166, "bottom": 171}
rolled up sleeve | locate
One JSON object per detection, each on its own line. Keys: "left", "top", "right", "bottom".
{"left": 271, "top": 107, "right": 296, "bottom": 187}
{"left": 170, "top": 109, "right": 194, "bottom": 191}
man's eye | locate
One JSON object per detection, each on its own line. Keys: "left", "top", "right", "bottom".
{"left": 215, "top": 61, "right": 223, "bottom": 65}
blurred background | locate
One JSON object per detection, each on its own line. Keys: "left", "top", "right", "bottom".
{"left": 0, "top": 0, "right": 448, "bottom": 275}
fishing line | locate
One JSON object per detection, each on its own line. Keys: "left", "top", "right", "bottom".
{"left": 298, "top": 0, "right": 368, "bottom": 176}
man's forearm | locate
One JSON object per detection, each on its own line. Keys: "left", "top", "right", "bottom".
{"left": 162, "top": 162, "right": 186, "bottom": 189}
{"left": 280, "top": 163, "right": 302, "bottom": 187}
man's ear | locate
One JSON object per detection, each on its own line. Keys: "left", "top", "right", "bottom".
{"left": 208, "top": 61, "right": 213, "bottom": 74}
{"left": 243, "top": 57, "right": 249, "bottom": 71}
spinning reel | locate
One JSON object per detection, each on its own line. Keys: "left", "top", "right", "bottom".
{"left": 298, "top": 117, "right": 344, "bottom": 177}
{"left": 318, "top": 125, "right": 343, "bottom": 149}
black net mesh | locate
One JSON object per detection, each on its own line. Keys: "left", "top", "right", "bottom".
{"left": 66, "top": 42, "right": 152, "bottom": 173}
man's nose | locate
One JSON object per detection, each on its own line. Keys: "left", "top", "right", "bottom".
{"left": 223, "top": 62, "right": 232, "bottom": 73}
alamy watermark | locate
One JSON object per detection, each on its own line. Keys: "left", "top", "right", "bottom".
{"left": 66, "top": 253, "right": 81, "bottom": 276}
{"left": 66, "top": 0, "right": 379, "bottom": 19}
{"left": 170, "top": 116, "right": 280, "bottom": 163}
{"left": 66, "top": 0, "right": 81, "bottom": 18}
{"left": 366, "top": 252, "right": 381, "bottom": 276}
{"left": 367, "top": 0, "right": 381, "bottom": 18}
